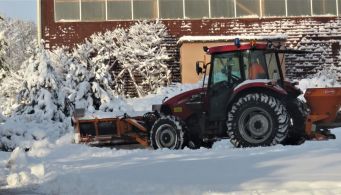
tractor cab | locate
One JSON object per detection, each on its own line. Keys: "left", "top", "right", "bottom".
{"left": 197, "top": 39, "right": 286, "bottom": 121}
{"left": 197, "top": 39, "right": 285, "bottom": 91}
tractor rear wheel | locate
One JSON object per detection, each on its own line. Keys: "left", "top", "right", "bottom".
{"left": 150, "top": 116, "right": 184, "bottom": 149}
{"left": 282, "top": 98, "right": 308, "bottom": 145}
{"left": 227, "top": 93, "right": 289, "bottom": 147}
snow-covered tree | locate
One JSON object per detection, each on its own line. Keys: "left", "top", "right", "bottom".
{"left": 0, "top": 71, "right": 23, "bottom": 116}
{"left": 0, "top": 32, "right": 7, "bottom": 88}
{"left": 0, "top": 17, "right": 36, "bottom": 116}
{"left": 63, "top": 40, "right": 116, "bottom": 112}
{"left": 16, "top": 45, "right": 70, "bottom": 123}
{"left": 0, "top": 31, "right": 7, "bottom": 72}
{"left": 112, "top": 21, "right": 171, "bottom": 97}
{"left": 0, "top": 17, "right": 36, "bottom": 71}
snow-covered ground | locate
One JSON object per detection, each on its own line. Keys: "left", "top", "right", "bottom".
{"left": 1, "top": 131, "right": 341, "bottom": 195}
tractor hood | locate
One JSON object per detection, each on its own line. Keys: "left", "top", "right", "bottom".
{"left": 163, "top": 87, "right": 206, "bottom": 106}
{"left": 157, "top": 87, "right": 206, "bottom": 119}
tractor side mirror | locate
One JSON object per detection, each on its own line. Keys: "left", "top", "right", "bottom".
{"left": 196, "top": 61, "right": 204, "bottom": 75}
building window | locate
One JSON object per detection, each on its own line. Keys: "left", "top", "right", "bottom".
{"left": 54, "top": 0, "right": 341, "bottom": 22}
{"left": 185, "top": 0, "right": 209, "bottom": 19}
{"left": 159, "top": 0, "right": 183, "bottom": 19}
{"left": 55, "top": 0, "right": 80, "bottom": 21}
{"left": 312, "top": 0, "right": 336, "bottom": 15}
{"left": 108, "top": 0, "right": 132, "bottom": 20}
{"left": 81, "top": 0, "right": 106, "bottom": 21}
{"left": 236, "top": 0, "right": 260, "bottom": 17}
{"left": 262, "top": 0, "right": 286, "bottom": 17}
{"left": 287, "top": 0, "right": 311, "bottom": 16}
{"left": 133, "top": 0, "right": 157, "bottom": 19}
{"left": 211, "top": 0, "right": 235, "bottom": 18}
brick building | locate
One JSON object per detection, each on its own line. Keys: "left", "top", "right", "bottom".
{"left": 37, "top": 0, "right": 341, "bottom": 82}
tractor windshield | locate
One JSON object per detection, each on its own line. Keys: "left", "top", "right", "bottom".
{"left": 211, "top": 52, "right": 241, "bottom": 85}
{"left": 211, "top": 50, "right": 283, "bottom": 86}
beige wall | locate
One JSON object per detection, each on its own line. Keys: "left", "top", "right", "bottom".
{"left": 180, "top": 42, "right": 228, "bottom": 84}
{"left": 179, "top": 42, "right": 286, "bottom": 84}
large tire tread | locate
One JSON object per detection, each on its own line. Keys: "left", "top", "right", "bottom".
{"left": 227, "top": 93, "right": 289, "bottom": 147}
{"left": 150, "top": 115, "right": 184, "bottom": 150}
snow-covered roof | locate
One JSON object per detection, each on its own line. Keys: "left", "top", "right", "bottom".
{"left": 177, "top": 34, "right": 288, "bottom": 45}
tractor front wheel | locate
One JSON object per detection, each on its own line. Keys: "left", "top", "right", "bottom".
{"left": 227, "top": 93, "right": 289, "bottom": 147}
{"left": 150, "top": 116, "right": 184, "bottom": 150}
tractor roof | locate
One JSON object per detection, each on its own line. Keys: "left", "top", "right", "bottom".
{"left": 207, "top": 42, "right": 268, "bottom": 54}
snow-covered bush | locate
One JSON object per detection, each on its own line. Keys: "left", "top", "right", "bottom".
{"left": 15, "top": 45, "right": 70, "bottom": 123}
{"left": 62, "top": 40, "right": 116, "bottom": 112}
{"left": 89, "top": 21, "right": 171, "bottom": 97}
{"left": 0, "top": 45, "right": 73, "bottom": 151}
{"left": 63, "top": 21, "right": 171, "bottom": 110}
{"left": 0, "top": 71, "right": 23, "bottom": 116}
{"left": 111, "top": 21, "right": 171, "bottom": 97}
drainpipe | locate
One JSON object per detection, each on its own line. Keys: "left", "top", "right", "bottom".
{"left": 36, "top": 0, "right": 42, "bottom": 44}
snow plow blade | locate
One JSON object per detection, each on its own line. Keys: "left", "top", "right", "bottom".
{"left": 305, "top": 87, "right": 341, "bottom": 140}
{"left": 72, "top": 109, "right": 151, "bottom": 147}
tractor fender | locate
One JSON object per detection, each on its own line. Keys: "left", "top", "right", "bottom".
{"left": 233, "top": 79, "right": 287, "bottom": 96}
{"left": 226, "top": 80, "right": 288, "bottom": 111}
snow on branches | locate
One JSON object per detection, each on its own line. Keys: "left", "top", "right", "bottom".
{"left": 16, "top": 45, "right": 70, "bottom": 123}
{"left": 91, "top": 21, "right": 171, "bottom": 97}
{"left": 0, "top": 17, "right": 36, "bottom": 71}
{"left": 0, "top": 31, "right": 8, "bottom": 72}
{"left": 64, "top": 40, "right": 116, "bottom": 112}
{"left": 0, "top": 17, "right": 36, "bottom": 116}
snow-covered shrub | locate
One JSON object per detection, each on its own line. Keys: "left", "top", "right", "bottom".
{"left": 88, "top": 21, "right": 171, "bottom": 97}
{"left": 15, "top": 45, "right": 70, "bottom": 123}
{"left": 62, "top": 40, "right": 116, "bottom": 112}
{"left": 0, "top": 44, "right": 73, "bottom": 151}
{"left": 63, "top": 21, "right": 171, "bottom": 110}
{"left": 0, "top": 71, "right": 23, "bottom": 115}
{"left": 111, "top": 21, "right": 171, "bottom": 97}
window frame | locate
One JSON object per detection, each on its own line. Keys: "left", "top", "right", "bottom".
{"left": 53, "top": 0, "right": 341, "bottom": 22}
{"left": 81, "top": 0, "right": 107, "bottom": 21}
{"left": 312, "top": 0, "right": 337, "bottom": 16}
{"left": 54, "top": 0, "right": 81, "bottom": 22}
{"left": 107, "top": 0, "right": 133, "bottom": 21}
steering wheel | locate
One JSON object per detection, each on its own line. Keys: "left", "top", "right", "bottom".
{"left": 210, "top": 80, "right": 229, "bottom": 94}
{"left": 230, "top": 74, "right": 242, "bottom": 83}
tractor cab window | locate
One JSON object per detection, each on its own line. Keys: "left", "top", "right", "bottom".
{"left": 211, "top": 52, "right": 241, "bottom": 85}
{"left": 245, "top": 50, "right": 268, "bottom": 80}
{"left": 266, "top": 52, "right": 282, "bottom": 81}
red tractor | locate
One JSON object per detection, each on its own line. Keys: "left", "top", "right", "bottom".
{"left": 149, "top": 39, "right": 308, "bottom": 149}
{"left": 73, "top": 39, "right": 339, "bottom": 149}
